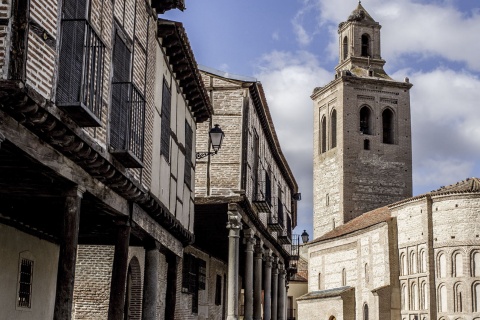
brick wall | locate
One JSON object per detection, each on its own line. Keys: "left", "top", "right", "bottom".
{"left": 0, "top": 0, "right": 11, "bottom": 78}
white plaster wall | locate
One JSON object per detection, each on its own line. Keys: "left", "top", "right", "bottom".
{"left": 0, "top": 224, "right": 59, "bottom": 320}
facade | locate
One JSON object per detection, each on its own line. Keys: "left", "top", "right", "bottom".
{"left": 301, "top": 3, "right": 480, "bottom": 320}
{"left": 0, "top": 1, "right": 213, "bottom": 320}
{"left": 312, "top": 2, "right": 413, "bottom": 239}
{"left": 192, "top": 67, "right": 300, "bottom": 320}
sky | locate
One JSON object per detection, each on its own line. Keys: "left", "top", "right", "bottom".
{"left": 164, "top": 0, "right": 480, "bottom": 240}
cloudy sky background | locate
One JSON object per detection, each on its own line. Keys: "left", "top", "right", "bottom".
{"left": 164, "top": 0, "right": 480, "bottom": 239}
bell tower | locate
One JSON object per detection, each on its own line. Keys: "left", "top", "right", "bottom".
{"left": 312, "top": 2, "right": 413, "bottom": 239}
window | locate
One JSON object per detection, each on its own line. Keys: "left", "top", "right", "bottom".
{"left": 331, "top": 109, "right": 337, "bottom": 149}
{"left": 321, "top": 116, "right": 327, "bottom": 153}
{"left": 253, "top": 131, "right": 260, "bottom": 198}
{"left": 343, "top": 36, "right": 348, "bottom": 60}
{"left": 382, "top": 108, "right": 395, "bottom": 144}
{"left": 365, "top": 263, "right": 369, "bottom": 284}
{"left": 215, "top": 275, "right": 222, "bottom": 305}
{"left": 56, "top": 0, "right": 105, "bottom": 126}
{"left": 265, "top": 170, "right": 272, "bottom": 207}
{"left": 342, "top": 268, "right": 346, "bottom": 286}
{"left": 400, "top": 253, "right": 407, "bottom": 276}
{"left": 318, "top": 273, "right": 322, "bottom": 290}
{"left": 363, "top": 304, "right": 369, "bottom": 320}
{"left": 360, "top": 106, "right": 372, "bottom": 135}
{"left": 18, "top": 258, "right": 34, "bottom": 308}
{"left": 364, "top": 139, "right": 370, "bottom": 150}
{"left": 401, "top": 284, "right": 407, "bottom": 310}
{"left": 184, "top": 121, "right": 193, "bottom": 188}
{"left": 453, "top": 252, "right": 463, "bottom": 277}
{"left": 361, "top": 34, "right": 370, "bottom": 57}
{"left": 160, "top": 79, "right": 172, "bottom": 160}
{"left": 110, "top": 31, "right": 145, "bottom": 167}
{"left": 182, "top": 254, "right": 206, "bottom": 313}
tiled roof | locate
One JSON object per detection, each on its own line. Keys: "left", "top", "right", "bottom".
{"left": 297, "top": 286, "right": 353, "bottom": 301}
{"left": 310, "top": 206, "right": 391, "bottom": 244}
{"left": 430, "top": 177, "right": 480, "bottom": 195}
{"left": 290, "top": 273, "right": 308, "bottom": 282}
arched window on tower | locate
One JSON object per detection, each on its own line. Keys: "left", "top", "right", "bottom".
{"left": 361, "top": 34, "right": 370, "bottom": 57}
{"left": 438, "top": 284, "right": 447, "bottom": 312}
{"left": 438, "top": 252, "right": 447, "bottom": 278}
{"left": 321, "top": 116, "right": 327, "bottom": 153}
{"left": 342, "top": 268, "right": 346, "bottom": 286}
{"left": 331, "top": 109, "right": 337, "bottom": 149}
{"left": 473, "top": 282, "right": 480, "bottom": 312}
{"left": 363, "top": 304, "right": 369, "bottom": 320}
{"left": 382, "top": 108, "right": 395, "bottom": 144}
{"left": 454, "top": 283, "right": 464, "bottom": 312}
{"left": 360, "top": 106, "right": 372, "bottom": 135}
{"left": 471, "top": 251, "right": 480, "bottom": 276}
{"left": 453, "top": 251, "right": 463, "bottom": 277}
{"left": 343, "top": 36, "right": 348, "bottom": 60}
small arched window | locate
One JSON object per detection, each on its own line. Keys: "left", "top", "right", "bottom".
{"left": 365, "top": 263, "right": 369, "bottom": 284}
{"left": 411, "top": 283, "right": 418, "bottom": 310}
{"left": 361, "top": 34, "right": 370, "bottom": 57}
{"left": 400, "top": 253, "right": 407, "bottom": 276}
{"left": 410, "top": 251, "right": 417, "bottom": 274}
{"left": 360, "top": 106, "right": 372, "bottom": 135}
{"left": 342, "top": 268, "right": 346, "bottom": 286}
{"left": 420, "top": 281, "right": 427, "bottom": 309}
{"left": 331, "top": 109, "right": 337, "bottom": 149}
{"left": 382, "top": 108, "right": 395, "bottom": 144}
{"left": 363, "top": 304, "right": 369, "bottom": 320}
{"left": 321, "top": 116, "right": 327, "bottom": 153}
{"left": 318, "top": 272, "right": 322, "bottom": 290}
{"left": 401, "top": 284, "right": 407, "bottom": 310}
{"left": 343, "top": 36, "right": 348, "bottom": 60}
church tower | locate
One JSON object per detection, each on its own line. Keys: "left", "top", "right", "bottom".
{"left": 312, "top": 2, "right": 413, "bottom": 238}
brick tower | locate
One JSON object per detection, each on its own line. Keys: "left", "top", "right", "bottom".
{"left": 312, "top": 2, "right": 413, "bottom": 238}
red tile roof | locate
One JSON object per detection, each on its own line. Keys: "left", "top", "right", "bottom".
{"left": 310, "top": 206, "right": 391, "bottom": 244}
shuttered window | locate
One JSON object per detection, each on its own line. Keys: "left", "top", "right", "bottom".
{"left": 184, "top": 121, "right": 193, "bottom": 188}
{"left": 161, "top": 79, "right": 171, "bottom": 160}
{"left": 110, "top": 31, "right": 145, "bottom": 167}
{"left": 18, "top": 258, "right": 33, "bottom": 308}
{"left": 56, "top": 0, "right": 105, "bottom": 126}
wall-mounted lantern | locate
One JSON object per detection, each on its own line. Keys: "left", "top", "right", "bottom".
{"left": 301, "top": 230, "right": 309, "bottom": 244}
{"left": 196, "top": 124, "right": 225, "bottom": 160}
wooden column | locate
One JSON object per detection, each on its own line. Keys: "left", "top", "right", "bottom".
{"left": 165, "top": 252, "right": 179, "bottom": 320}
{"left": 53, "top": 186, "right": 84, "bottom": 320}
{"left": 107, "top": 220, "right": 131, "bottom": 320}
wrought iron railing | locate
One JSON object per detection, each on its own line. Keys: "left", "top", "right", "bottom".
{"left": 253, "top": 180, "right": 272, "bottom": 212}
{"left": 110, "top": 82, "right": 145, "bottom": 167}
{"left": 57, "top": 19, "right": 105, "bottom": 126}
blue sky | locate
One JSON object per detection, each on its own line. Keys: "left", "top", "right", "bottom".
{"left": 164, "top": 0, "right": 480, "bottom": 240}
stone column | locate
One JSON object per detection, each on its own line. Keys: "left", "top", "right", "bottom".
{"left": 271, "top": 258, "right": 278, "bottom": 320}
{"left": 263, "top": 249, "right": 273, "bottom": 320}
{"left": 253, "top": 241, "right": 264, "bottom": 320}
{"left": 277, "top": 265, "right": 287, "bottom": 320}
{"left": 227, "top": 206, "right": 242, "bottom": 320}
{"left": 243, "top": 229, "right": 256, "bottom": 320}
{"left": 142, "top": 241, "right": 160, "bottom": 320}
{"left": 54, "top": 186, "right": 84, "bottom": 320}
{"left": 108, "top": 220, "right": 131, "bottom": 320}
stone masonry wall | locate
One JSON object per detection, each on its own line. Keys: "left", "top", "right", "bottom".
{"left": 307, "top": 223, "right": 392, "bottom": 320}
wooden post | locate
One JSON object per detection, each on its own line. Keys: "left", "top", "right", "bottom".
{"left": 54, "top": 186, "right": 84, "bottom": 320}
{"left": 107, "top": 220, "right": 131, "bottom": 320}
{"left": 142, "top": 241, "right": 160, "bottom": 320}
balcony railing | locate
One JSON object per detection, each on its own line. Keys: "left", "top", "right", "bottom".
{"left": 268, "top": 212, "right": 283, "bottom": 232}
{"left": 253, "top": 180, "right": 272, "bottom": 213}
{"left": 290, "top": 234, "right": 300, "bottom": 261}
{"left": 278, "top": 215, "right": 292, "bottom": 244}
{"left": 57, "top": 19, "right": 105, "bottom": 127}
{"left": 110, "top": 82, "right": 145, "bottom": 168}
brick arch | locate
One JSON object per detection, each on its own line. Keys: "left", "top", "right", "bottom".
{"left": 125, "top": 256, "right": 142, "bottom": 320}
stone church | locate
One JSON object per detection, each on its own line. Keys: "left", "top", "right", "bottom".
{"left": 298, "top": 3, "right": 480, "bottom": 320}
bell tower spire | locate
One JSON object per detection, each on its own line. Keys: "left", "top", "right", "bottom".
{"left": 336, "top": 2, "right": 388, "bottom": 79}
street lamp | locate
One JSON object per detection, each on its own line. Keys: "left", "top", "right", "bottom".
{"left": 301, "top": 230, "right": 309, "bottom": 244}
{"left": 196, "top": 124, "right": 225, "bottom": 160}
